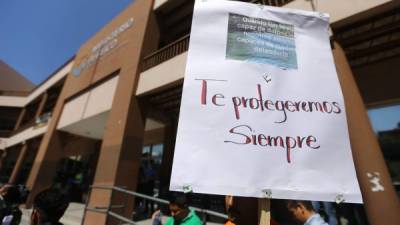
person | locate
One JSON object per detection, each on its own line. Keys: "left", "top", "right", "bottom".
{"left": 31, "top": 188, "right": 69, "bottom": 225}
{"left": 287, "top": 200, "right": 328, "bottom": 225}
{"left": 152, "top": 194, "right": 202, "bottom": 225}
{"left": 0, "top": 184, "right": 29, "bottom": 225}
{"left": 225, "top": 195, "right": 239, "bottom": 225}
{"left": 311, "top": 201, "right": 337, "bottom": 225}
{"left": 143, "top": 160, "right": 156, "bottom": 214}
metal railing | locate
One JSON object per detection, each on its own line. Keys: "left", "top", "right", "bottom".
{"left": 82, "top": 185, "right": 228, "bottom": 225}
{"left": 142, "top": 34, "right": 190, "bottom": 72}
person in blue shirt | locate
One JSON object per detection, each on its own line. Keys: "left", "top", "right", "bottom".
{"left": 311, "top": 201, "right": 337, "bottom": 225}
{"left": 287, "top": 200, "right": 329, "bottom": 225}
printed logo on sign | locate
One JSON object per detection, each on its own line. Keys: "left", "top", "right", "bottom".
{"left": 226, "top": 13, "right": 297, "bottom": 69}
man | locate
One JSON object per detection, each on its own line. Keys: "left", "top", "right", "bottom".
{"left": 152, "top": 194, "right": 202, "bottom": 225}
{"left": 287, "top": 200, "right": 328, "bottom": 225}
{"left": 31, "top": 188, "right": 69, "bottom": 225}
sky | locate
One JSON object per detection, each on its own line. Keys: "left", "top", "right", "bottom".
{"left": 368, "top": 105, "right": 400, "bottom": 133}
{"left": 0, "top": 0, "right": 132, "bottom": 85}
{"left": 0, "top": 0, "right": 399, "bottom": 132}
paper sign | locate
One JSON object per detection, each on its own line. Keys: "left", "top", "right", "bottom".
{"left": 170, "top": 0, "right": 362, "bottom": 203}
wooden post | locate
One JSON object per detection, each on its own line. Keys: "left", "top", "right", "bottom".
{"left": 258, "top": 199, "right": 270, "bottom": 225}
{"left": 333, "top": 42, "right": 400, "bottom": 225}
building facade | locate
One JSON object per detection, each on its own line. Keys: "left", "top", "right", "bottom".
{"left": 0, "top": 0, "right": 399, "bottom": 224}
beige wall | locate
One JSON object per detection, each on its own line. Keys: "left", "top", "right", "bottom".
{"left": 136, "top": 52, "right": 187, "bottom": 95}
{"left": 57, "top": 75, "right": 119, "bottom": 130}
{"left": 0, "top": 96, "right": 26, "bottom": 107}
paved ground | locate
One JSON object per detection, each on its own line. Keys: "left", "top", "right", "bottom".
{"left": 21, "top": 203, "right": 85, "bottom": 225}
{"left": 20, "top": 203, "right": 223, "bottom": 225}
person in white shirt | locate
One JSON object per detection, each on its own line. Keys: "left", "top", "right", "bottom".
{"left": 287, "top": 200, "right": 329, "bottom": 225}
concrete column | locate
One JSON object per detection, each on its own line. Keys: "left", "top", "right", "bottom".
{"left": 24, "top": 80, "right": 68, "bottom": 207}
{"left": 0, "top": 146, "right": 21, "bottom": 183}
{"left": 35, "top": 92, "right": 48, "bottom": 118}
{"left": 25, "top": 130, "right": 64, "bottom": 207}
{"left": 83, "top": 80, "right": 148, "bottom": 225}
{"left": 8, "top": 143, "right": 28, "bottom": 184}
{"left": 14, "top": 108, "right": 26, "bottom": 130}
{"left": 82, "top": 1, "right": 157, "bottom": 224}
{"left": 333, "top": 42, "right": 400, "bottom": 225}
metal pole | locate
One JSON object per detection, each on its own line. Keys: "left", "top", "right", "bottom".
{"left": 201, "top": 210, "right": 208, "bottom": 225}
{"left": 108, "top": 211, "right": 137, "bottom": 225}
{"left": 105, "top": 188, "right": 115, "bottom": 225}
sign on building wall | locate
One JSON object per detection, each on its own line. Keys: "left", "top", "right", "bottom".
{"left": 171, "top": 0, "right": 362, "bottom": 203}
{"left": 72, "top": 18, "right": 134, "bottom": 77}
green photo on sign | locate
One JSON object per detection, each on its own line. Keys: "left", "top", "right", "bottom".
{"left": 226, "top": 13, "right": 298, "bottom": 69}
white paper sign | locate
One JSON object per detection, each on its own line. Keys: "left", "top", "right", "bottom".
{"left": 170, "top": 0, "right": 362, "bottom": 203}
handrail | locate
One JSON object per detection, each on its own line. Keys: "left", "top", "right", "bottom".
{"left": 8, "top": 114, "right": 51, "bottom": 138}
{"left": 9, "top": 119, "right": 36, "bottom": 137}
{"left": 82, "top": 185, "right": 228, "bottom": 225}
{"left": 108, "top": 211, "right": 137, "bottom": 225}
{"left": 112, "top": 186, "right": 170, "bottom": 205}
{"left": 141, "top": 34, "right": 190, "bottom": 71}
{"left": 86, "top": 207, "right": 107, "bottom": 214}
{"left": 112, "top": 186, "right": 228, "bottom": 219}
{"left": 144, "top": 34, "right": 190, "bottom": 60}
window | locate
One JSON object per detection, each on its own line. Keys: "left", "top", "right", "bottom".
{"left": 368, "top": 104, "right": 400, "bottom": 195}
